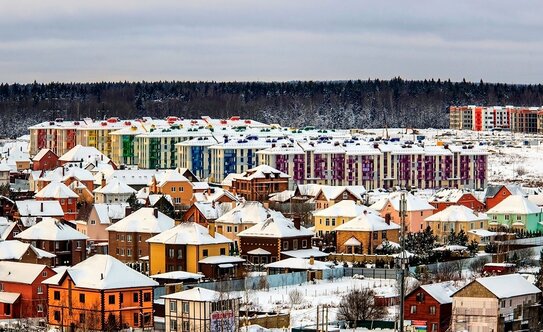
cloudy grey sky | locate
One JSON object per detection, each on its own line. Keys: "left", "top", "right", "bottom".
{"left": 0, "top": 0, "right": 541, "bottom": 84}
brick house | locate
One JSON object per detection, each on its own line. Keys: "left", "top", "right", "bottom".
{"left": 238, "top": 211, "right": 314, "bottom": 264}
{"left": 334, "top": 210, "right": 400, "bottom": 254}
{"left": 32, "top": 148, "right": 59, "bottom": 171}
{"left": 106, "top": 208, "right": 174, "bottom": 264}
{"left": 484, "top": 184, "right": 524, "bottom": 210}
{"left": 35, "top": 181, "right": 79, "bottom": 220}
{"left": 231, "top": 165, "right": 290, "bottom": 202}
{"left": 15, "top": 218, "right": 88, "bottom": 266}
{"left": 429, "top": 189, "right": 485, "bottom": 212}
{"left": 0, "top": 261, "right": 56, "bottom": 319}
{"left": 404, "top": 282, "right": 457, "bottom": 332}
{"left": 0, "top": 240, "right": 56, "bottom": 266}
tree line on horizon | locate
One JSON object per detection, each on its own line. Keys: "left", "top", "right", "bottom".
{"left": 0, "top": 78, "right": 542, "bottom": 138}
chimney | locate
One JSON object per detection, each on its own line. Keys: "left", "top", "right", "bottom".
{"left": 125, "top": 206, "right": 132, "bottom": 217}
{"left": 80, "top": 158, "right": 83, "bottom": 168}
{"left": 100, "top": 273, "right": 103, "bottom": 280}
{"left": 153, "top": 208, "right": 158, "bottom": 218}
{"left": 309, "top": 256, "right": 315, "bottom": 265}
{"left": 385, "top": 213, "right": 391, "bottom": 225}
{"left": 101, "top": 174, "right": 106, "bottom": 188}
{"left": 40, "top": 202, "right": 44, "bottom": 213}
{"left": 211, "top": 201, "right": 216, "bottom": 209}
{"left": 62, "top": 166, "right": 65, "bottom": 177}
{"left": 293, "top": 215, "right": 301, "bottom": 230}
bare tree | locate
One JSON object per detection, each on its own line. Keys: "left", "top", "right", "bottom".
{"left": 468, "top": 256, "right": 489, "bottom": 277}
{"left": 337, "top": 288, "right": 386, "bottom": 324}
{"left": 288, "top": 289, "right": 305, "bottom": 306}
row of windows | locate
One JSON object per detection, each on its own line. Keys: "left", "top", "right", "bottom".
{"left": 116, "top": 234, "right": 144, "bottom": 242}
{"left": 116, "top": 248, "right": 142, "bottom": 257}
{"left": 53, "top": 290, "right": 152, "bottom": 304}
{"left": 282, "top": 239, "right": 308, "bottom": 251}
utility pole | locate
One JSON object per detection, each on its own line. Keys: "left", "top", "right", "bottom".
{"left": 316, "top": 305, "right": 319, "bottom": 332}
{"left": 396, "top": 191, "right": 408, "bottom": 332}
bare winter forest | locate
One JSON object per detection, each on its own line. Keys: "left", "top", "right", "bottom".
{"left": 1, "top": 78, "right": 543, "bottom": 137}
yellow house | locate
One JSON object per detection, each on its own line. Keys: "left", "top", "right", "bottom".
{"left": 147, "top": 222, "right": 236, "bottom": 279}
{"left": 424, "top": 205, "right": 489, "bottom": 243}
{"left": 312, "top": 200, "right": 373, "bottom": 237}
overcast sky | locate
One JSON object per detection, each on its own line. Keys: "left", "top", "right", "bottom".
{"left": 0, "top": 0, "right": 541, "bottom": 84}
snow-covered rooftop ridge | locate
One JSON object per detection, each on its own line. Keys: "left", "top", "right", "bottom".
{"left": 0, "top": 240, "right": 56, "bottom": 260}
{"left": 15, "top": 218, "right": 88, "bottom": 241}
{"left": 35, "top": 181, "right": 79, "bottom": 199}
{"left": 236, "top": 164, "right": 290, "bottom": 181}
{"left": 429, "top": 188, "right": 476, "bottom": 203}
{"left": 146, "top": 221, "right": 231, "bottom": 245}
{"left": 94, "top": 177, "right": 137, "bottom": 194}
{"left": 312, "top": 200, "right": 371, "bottom": 218}
{"left": 106, "top": 207, "right": 175, "bottom": 233}
{"left": 161, "top": 287, "right": 224, "bottom": 302}
{"left": 0, "top": 261, "right": 49, "bottom": 285}
{"left": 370, "top": 191, "right": 435, "bottom": 212}
{"left": 425, "top": 205, "right": 488, "bottom": 223}
{"left": 334, "top": 210, "right": 400, "bottom": 232}
{"left": 420, "top": 282, "right": 458, "bottom": 304}
{"left": 43, "top": 254, "right": 158, "bottom": 290}
{"left": 93, "top": 203, "right": 129, "bottom": 224}
{"left": 237, "top": 212, "right": 313, "bottom": 239}
{"left": 216, "top": 201, "right": 282, "bottom": 225}
{"left": 265, "top": 258, "right": 334, "bottom": 271}
{"left": 486, "top": 195, "right": 542, "bottom": 215}
{"left": 59, "top": 145, "right": 110, "bottom": 163}
{"left": 467, "top": 274, "right": 541, "bottom": 299}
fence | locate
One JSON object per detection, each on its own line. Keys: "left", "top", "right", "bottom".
{"left": 344, "top": 267, "right": 399, "bottom": 280}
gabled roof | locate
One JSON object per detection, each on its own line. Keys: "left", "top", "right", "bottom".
{"left": 0, "top": 261, "right": 49, "bottom": 284}
{"left": 15, "top": 200, "right": 64, "bottom": 223}
{"left": 334, "top": 210, "right": 400, "bottom": 232}
{"left": 43, "top": 254, "right": 158, "bottom": 290}
{"left": 418, "top": 282, "right": 457, "bottom": 304}
{"left": 15, "top": 218, "right": 88, "bottom": 241}
{"left": 150, "top": 271, "right": 204, "bottom": 281}
{"left": 59, "top": 145, "right": 110, "bottom": 163}
{"left": 35, "top": 181, "right": 78, "bottom": 199}
{"left": 0, "top": 240, "right": 56, "bottom": 260}
{"left": 105, "top": 208, "right": 174, "bottom": 233}
{"left": 147, "top": 222, "right": 231, "bottom": 245}
{"left": 312, "top": 200, "right": 373, "bottom": 218}
{"left": 238, "top": 213, "right": 313, "bottom": 239}
{"left": 32, "top": 148, "right": 55, "bottom": 161}
{"left": 192, "top": 187, "right": 238, "bottom": 203}
{"left": 486, "top": 195, "right": 541, "bottom": 215}
{"left": 192, "top": 201, "right": 232, "bottom": 221}
{"left": 429, "top": 189, "right": 476, "bottom": 203}
{"left": 93, "top": 178, "right": 137, "bottom": 195}
{"left": 162, "top": 287, "right": 221, "bottom": 302}
{"left": 151, "top": 170, "right": 190, "bottom": 187}
{"left": 235, "top": 164, "right": 290, "bottom": 181}
{"left": 425, "top": 205, "right": 488, "bottom": 223}
{"left": 455, "top": 274, "right": 541, "bottom": 299}
{"left": 216, "top": 201, "right": 282, "bottom": 225}
{"left": 370, "top": 191, "right": 435, "bottom": 212}
{"left": 316, "top": 185, "right": 366, "bottom": 201}
{"left": 0, "top": 217, "right": 17, "bottom": 240}
{"left": 93, "top": 203, "right": 129, "bottom": 225}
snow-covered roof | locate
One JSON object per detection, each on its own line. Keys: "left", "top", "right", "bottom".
{"left": 269, "top": 190, "right": 295, "bottom": 203}
{"left": 247, "top": 248, "right": 272, "bottom": 255}
{"left": 344, "top": 237, "right": 362, "bottom": 246}
{"left": 35, "top": 181, "right": 79, "bottom": 199}
{"left": 429, "top": 189, "right": 475, "bottom": 203}
{"left": 162, "top": 287, "right": 222, "bottom": 302}
{"left": 198, "top": 255, "right": 245, "bottom": 264}
{"left": 0, "top": 217, "right": 16, "bottom": 240}
{"left": 43, "top": 254, "right": 158, "bottom": 290}
{"left": 0, "top": 240, "right": 56, "bottom": 260}
{"left": 15, "top": 200, "right": 64, "bottom": 225}
{"left": 106, "top": 208, "right": 174, "bottom": 233}
{"left": 0, "top": 292, "right": 20, "bottom": 304}
{"left": 235, "top": 164, "right": 290, "bottom": 181}
{"left": 464, "top": 274, "right": 541, "bottom": 299}
{"left": 425, "top": 205, "right": 488, "bottom": 223}
{"left": 486, "top": 195, "right": 542, "bottom": 215}
{"left": 15, "top": 218, "right": 88, "bottom": 241}
{"left": 281, "top": 248, "right": 329, "bottom": 259}
{"left": 312, "top": 200, "right": 373, "bottom": 218}
{"left": 0, "top": 162, "right": 11, "bottom": 172}
{"left": 59, "top": 145, "right": 111, "bottom": 163}
{"left": 468, "top": 229, "right": 497, "bottom": 237}
{"left": 265, "top": 258, "right": 334, "bottom": 271}
{"left": 147, "top": 222, "right": 231, "bottom": 245}
{"left": 370, "top": 191, "right": 435, "bottom": 212}
{"left": 433, "top": 245, "right": 468, "bottom": 252}
{"left": 94, "top": 178, "right": 136, "bottom": 195}
{"left": 528, "top": 194, "right": 543, "bottom": 207}
{"left": 238, "top": 213, "right": 313, "bottom": 239}
{"left": 317, "top": 185, "right": 366, "bottom": 201}
{"left": 151, "top": 170, "right": 190, "bottom": 187}
{"left": 98, "top": 169, "right": 162, "bottom": 187}
{"left": 32, "top": 148, "right": 54, "bottom": 161}
{"left": 216, "top": 201, "right": 283, "bottom": 225}
{"left": 192, "top": 201, "right": 231, "bottom": 221}
{"left": 0, "top": 261, "right": 49, "bottom": 284}
{"left": 192, "top": 187, "right": 238, "bottom": 204}
{"left": 420, "top": 282, "right": 457, "bottom": 304}
{"left": 93, "top": 203, "right": 129, "bottom": 224}
{"left": 148, "top": 194, "right": 173, "bottom": 207}
{"left": 150, "top": 271, "right": 204, "bottom": 280}
{"left": 334, "top": 210, "right": 400, "bottom": 232}
{"left": 221, "top": 173, "right": 242, "bottom": 187}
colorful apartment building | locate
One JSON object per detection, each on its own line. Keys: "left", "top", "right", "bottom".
{"left": 44, "top": 254, "right": 158, "bottom": 331}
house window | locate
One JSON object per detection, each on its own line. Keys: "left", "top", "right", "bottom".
{"left": 325, "top": 218, "right": 330, "bottom": 226}
{"left": 138, "top": 235, "right": 142, "bottom": 242}
{"left": 79, "top": 293, "right": 85, "bottom": 303}
{"left": 203, "top": 249, "right": 209, "bottom": 257}
{"left": 283, "top": 241, "right": 289, "bottom": 250}
{"left": 180, "top": 187, "right": 184, "bottom": 192}
{"left": 517, "top": 215, "right": 522, "bottom": 221}
{"left": 220, "top": 248, "right": 226, "bottom": 255}
{"left": 127, "top": 235, "right": 132, "bottom": 242}
{"left": 431, "top": 323, "right": 437, "bottom": 331}
{"left": 54, "top": 311, "right": 61, "bottom": 321}
{"left": 134, "top": 313, "right": 139, "bottom": 325}
{"left": 429, "top": 305, "right": 436, "bottom": 315}
{"left": 331, "top": 218, "right": 336, "bottom": 226}
{"left": 54, "top": 291, "right": 60, "bottom": 300}
{"left": 37, "top": 304, "right": 44, "bottom": 313}
{"left": 109, "top": 295, "right": 115, "bottom": 304}
{"left": 342, "top": 192, "right": 348, "bottom": 200}
{"left": 171, "top": 187, "right": 176, "bottom": 192}
{"left": 416, "top": 292, "right": 424, "bottom": 302}
{"left": 372, "top": 232, "right": 378, "bottom": 240}
{"left": 127, "top": 249, "right": 131, "bottom": 257}
{"left": 410, "top": 305, "right": 417, "bottom": 314}
{"left": 168, "top": 249, "right": 175, "bottom": 258}
{"left": 293, "top": 239, "right": 298, "bottom": 250}
{"left": 169, "top": 300, "right": 177, "bottom": 312}
{"left": 133, "top": 293, "right": 139, "bottom": 302}
{"left": 234, "top": 226, "right": 238, "bottom": 233}
{"left": 302, "top": 240, "right": 308, "bottom": 248}
{"left": 182, "top": 321, "right": 190, "bottom": 332}
{"left": 183, "top": 301, "right": 189, "bottom": 313}
{"left": 79, "top": 313, "right": 86, "bottom": 324}
{"left": 90, "top": 220, "right": 96, "bottom": 225}
{"left": 227, "top": 226, "right": 232, "bottom": 232}
{"left": 37, "top": 286, "right": 43, "bottom": 294}
{"left": 170, "top": 319, "right": 177, "bottom": 331}
{"left": 76, "top": 241, "right": 81, "bottom": 249}
{"left": 177, "top": 249, "right": 183, "bottom": 259}
{"left": 492, "top": 215, "right": 497, "bottom": 220}
{"left": 382, "top": 231, "right": 387, "bottom": 239}
{"left": 144, "top": 293, "right": 151, "bottom": 302}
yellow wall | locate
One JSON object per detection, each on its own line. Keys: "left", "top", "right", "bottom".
{"left": 149, "top": 243, "right": 166, "bottom": 275}
{"left": 314, "top": 216, "right": 351, "bottom": 235}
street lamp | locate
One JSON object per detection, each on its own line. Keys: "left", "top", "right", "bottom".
{"left": 396, "top": 191, "right": 408, "bottom": 332}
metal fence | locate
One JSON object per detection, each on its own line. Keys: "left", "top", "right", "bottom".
{"left": 343, "top": 267, "right": 399, "bottom": 279}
